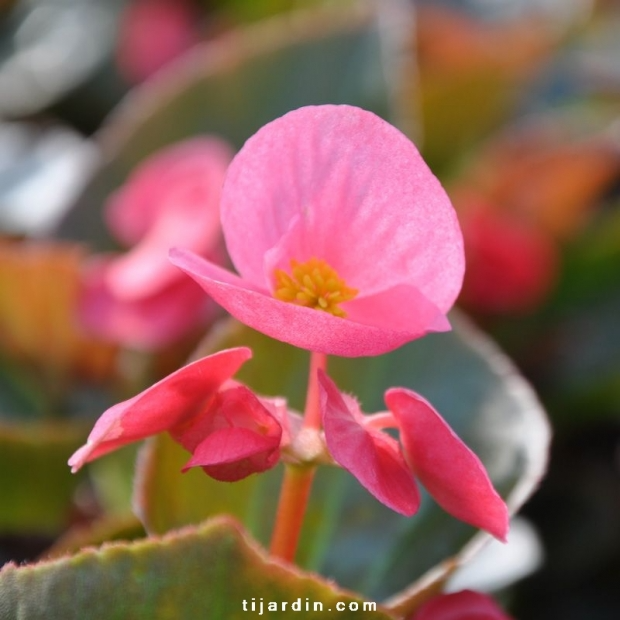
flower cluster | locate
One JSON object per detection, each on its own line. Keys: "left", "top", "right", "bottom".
{"left": 71, "top": 105, "right": 508, "bottom": 551}
{"left": 69, "top": 347, "right": 288, "bottom": 482}
{"left": 319, "top": 371, "right": 508, "bottom": 540}
{"left": 70, "top": 348, "right": 507, "bottom": 539}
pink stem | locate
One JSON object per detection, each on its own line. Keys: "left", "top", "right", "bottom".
{"left": 302, "top": 351, "right": 327, "bottom": 430}
{"left": 269, "top": 350, "right": 328, "bottom": 562}
{"left": 269, "top": 465, "right": 316, "bottom": 562}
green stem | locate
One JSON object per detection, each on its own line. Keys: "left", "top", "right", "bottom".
{"left": 269, "top": 351, "right": 328, "bottom": 562}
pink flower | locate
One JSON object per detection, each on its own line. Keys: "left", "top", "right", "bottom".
{"left": 412, "top": 590, "right": 513, "bottom": 620}
{"left": 319, "top": 371, "right": 509, "bottom": 541}
{"left": 170, "top": 105, "right": 464, "bottom": 357}
{"left": 79, "top": 137, "right": 232, "bottom": 350}
{"left": 116, "top": 0, "right": 201, "bottom": 84}
{"left": 68, "top": 347, "right": 284, "bottom": 482}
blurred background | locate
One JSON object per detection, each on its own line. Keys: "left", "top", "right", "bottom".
{"left": 0, "top": 1, "right": 619, "bottom": 618}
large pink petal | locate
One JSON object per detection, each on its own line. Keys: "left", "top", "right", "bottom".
{"left": 170, "top": 248, "right": 445, "bottom": 357}
{"left": 68, "top": 347, "right": 251, "bottom": 471}
{"left": 386, "top": 388, "right": 509, "bottom": 541}
{"left": 319, "top": 371, "right": 420, "bottom": 515}
{"left": 220, "top": 105, "right": 464, "bottom": 310}
{"left": 414, "top": 590, "right": 513, "bottom": 620}
{"left": 79, "top": 256, "right": 213, "bottom": 350}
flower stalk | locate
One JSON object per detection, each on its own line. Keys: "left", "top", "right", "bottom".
{"left": 269, "top": 350, "right": 327, "bottom": 561}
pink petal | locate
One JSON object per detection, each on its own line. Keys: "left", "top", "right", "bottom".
{"left": 170, "top": 248, "right": 446, "bottom": 357}
{"left": 68, "top": 348, "right": 252, "bottom": 472}
{"left": 170, "top": 385, "right": 281, "bottom": 451}
{"left": 319, "top": 371, "right": 420, "bottom": 515}
{"left": 220, "top": 105, "right": 464, "bottom": 311}
{"left": 79, "top": 256, "right": 213, "bottom": 350}
{"left": 105, "top": 137, "right": 231, "bottom": 299}
{"left": 176, "top": 385, "right": 282, "bottom": 481}
{"left": 344, "top": 283, "right": 451, "bottom": 334}
{"left": 414, "top": 590, "right": 514, "bottom": 620}
{"left": 386, "top": 388, "right": 509, "bottom": 541}
{"left": 182, "top": 427, "right": 280, "bottom": 482}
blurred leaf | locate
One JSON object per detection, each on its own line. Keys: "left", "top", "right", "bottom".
{"left": 0, "top": 240, "right": 117, "bottom": 385}
{"left": 415, "top": 5, "right": 558, "bottom": 173}
{"left": 0, "top": 122, "right": 99, "bottom": 237}
{"left": 502, "top": 203, "right": 620, "bottom": 424}
{"left": 0, "top": 358, "right": 47, "bottom": 420}
{"left": 450, "top": 114, "right": 620, "bottom": 240}
{"left": 447, "top": 516, "right": 543, "bottom": 592}
{"left": 133, "top": 312, "right": 549, "bottom": 606}
{"left": 56, "top": 0, "right": 416, "bottom": 246}
{"left": 555, "top": 203, "right": 620, "bottom": 306}
{"left": 0, "top": 421, "right": 86, "bottom": 535}
{"left": 0, "top": 517, "right": 394, "bottom": 620}
{"left": 134, "top": 433, "right": 282, "bottom": 543}
{"left": 0, "top": 0, "right": 119, "bottom": 118}
{"left": 208, "top": 0, "right": 325, "bottom": 24}
{"left": 87, "top": 443, "right": 140, "bottom": 516}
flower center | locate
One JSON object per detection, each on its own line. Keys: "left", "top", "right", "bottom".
{"left": 273, "top": 257, "right": 358, "bottom": 318}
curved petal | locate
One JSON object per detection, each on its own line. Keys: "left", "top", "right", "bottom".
{"left": 177, "top": 385, "right": 282, "bottom": 481}
{"left": 386, "top": 388, "right": 509, "bottom": 541}
{"left": 79, "top": 256, "right": 213, "bottom": 350}
{"left": 170, "top": 385, "right": 281, "bottom": 451}
{"left": 221, "top": 105, "right": 464, "bottom": 309}
{"left": 414, "top": 590, "right": 513, "bottom": 620}
{"left": 68, "top": 347, "right": 252, "bottom": 472}
{"left": 171, "top": 248, "right": 445, "bottom": 357}
{"left": 319, "top": 371, "right": 419, "bottom": 516}
{"left": 182, "top": 427, "right": 280, "bottom": 482}
{"left": 344, "top": 283, "right": 450, "bottom": 334}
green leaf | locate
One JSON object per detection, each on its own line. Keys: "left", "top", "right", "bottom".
{"left": 0, "top": 421, "right": 86, "bottom": 535}
{"left": 0, "top": 517, "right": 394, "bottom": 620}
{"left": 0, "top": 359, "right": 47, "bottom": 421}
{"left": 56, "top": 0, "right": 415, "bottom": 246}
{"left": 134, "top": 312, "right": 549, "bottom": 605}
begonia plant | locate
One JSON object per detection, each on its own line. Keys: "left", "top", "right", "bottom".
{"left": 67, "top": 106, "right": 515, "bottom": 617}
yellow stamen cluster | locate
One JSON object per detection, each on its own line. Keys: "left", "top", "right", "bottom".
{"left": 274, "top": 258, "right": 358, "bottom": 318}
